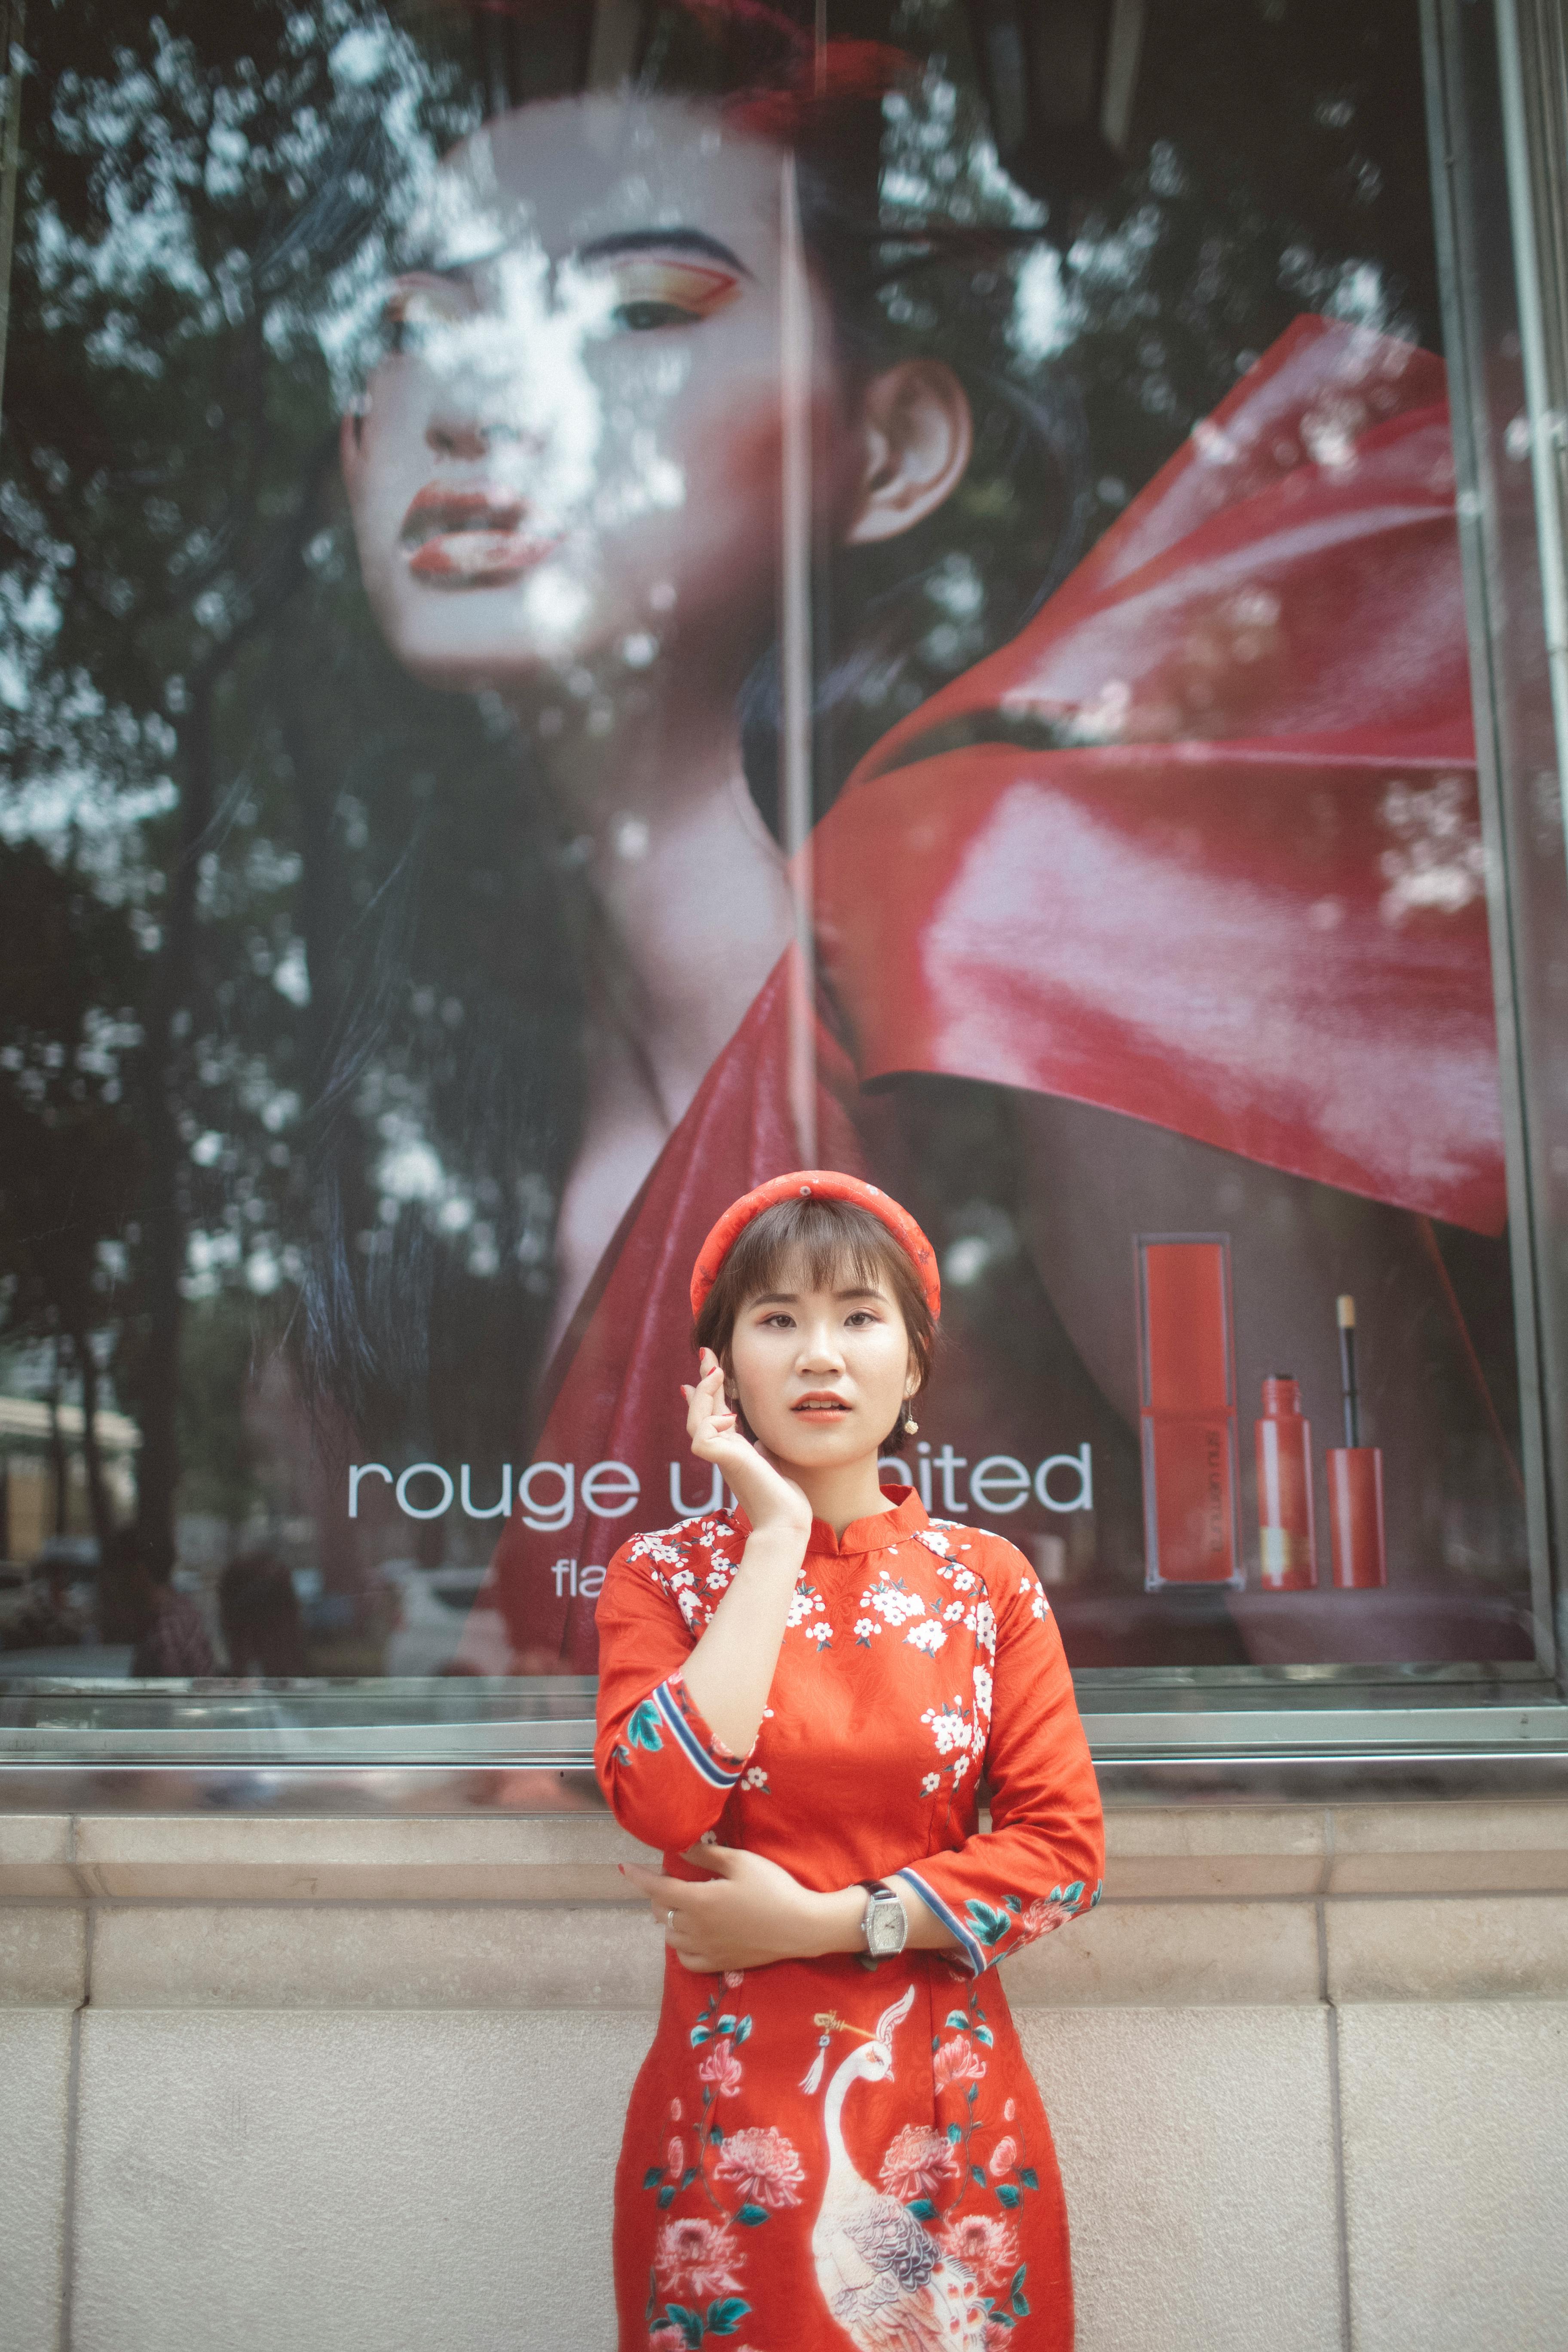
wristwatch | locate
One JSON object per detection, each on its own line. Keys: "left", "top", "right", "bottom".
{"left": 860, "top": 1880, "right": 908, "bottom": 1959}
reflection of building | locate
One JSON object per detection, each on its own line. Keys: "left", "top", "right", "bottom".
{"left": 0, "top": 1397, "right": 139, "bottom": 1562}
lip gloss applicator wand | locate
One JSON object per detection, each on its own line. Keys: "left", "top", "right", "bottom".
{"left": 1326, "top": 1294, "right": 1386, "bottom": 1589}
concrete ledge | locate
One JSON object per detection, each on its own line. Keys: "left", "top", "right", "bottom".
{"left": 1325, "top": 1893, "right": 1568, "bottom": 2002}
{"left": 4, "top": 1801, "right": 1568, "bottom": 1920}
{"left": 69, "top": 1812, "right": 659, "bottom": 1903}
{"left": 0, "top": 1905, "right": 87, "bottom": 2006}
{"left": 1004, "top": 1898, "right": 1321, "bottom": 2006}
{"left": 0, "top": 1812, "right": 80, "bottom": 1897}
{"left": 89, "top": 1901, "right": 668, "bottom": 2010}
{"left": 1326, "top": 1800, "right": 1568, "bottom": 1893}
{"left": 1104, "top": 1804, "right": 1326, "bottom": 1897}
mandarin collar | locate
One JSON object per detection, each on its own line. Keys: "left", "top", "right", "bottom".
{"left": 727, "top": 1483, "right": 929, "bottom": 1559}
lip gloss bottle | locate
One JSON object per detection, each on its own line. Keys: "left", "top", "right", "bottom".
{"left": 1137, "top": 1235, "right": 1243, "bottom": 1589}
{"left": 1255, "top": 1376, "right": 1317, "bottom": 1590}
{"left": 1326, "top": 1294, "right": 1387, "bottom": 1589}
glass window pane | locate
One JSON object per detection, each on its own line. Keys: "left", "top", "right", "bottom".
{"left": 0, "top": 0, "right": 1560, "bottom": 1751}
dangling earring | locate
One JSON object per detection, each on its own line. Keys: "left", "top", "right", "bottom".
{"left": 902, "top": 1398, "right": 919, "bottom": 1436}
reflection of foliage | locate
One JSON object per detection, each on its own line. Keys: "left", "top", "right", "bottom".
{"left": 0, "top": 1, "right": 518, "bottom": 1539}
{"left": 1006, "top": 0, "right": 1440, "bottom": 537}
{"left": 0, "top": 839, "right": 141, "bottom": 1545}
{"left": 175, "top": 1290, "right": 264, "bottom": 1526}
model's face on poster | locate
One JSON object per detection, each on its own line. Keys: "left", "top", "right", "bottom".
{"left": 342, "top": 95, "right": 848, "bottom": 697}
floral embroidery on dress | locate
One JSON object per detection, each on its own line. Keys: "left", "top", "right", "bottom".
{"left": 1014, "top": 1891, "right": 1081, "bottom": 1943}
{"left": 785, "top": 1582, "right": 833, "bottom": 1656}
{"left": 625, "top": 1516, "right": 750, "bottom": 1642}
{"left": 654, "top": 2217, "right": 745, "bottom": 2298}
{"left": 921, "top": 1692, "right": 977, "bottom": 1789}
{"left": 859, "top": 1571, "right": 926, "bottom": 1627}
{"left": 1017, "top": 1568, "right": 1050, "bottom": 1621}
{"left": 642, "top": 1988, "right": 810, "bottom": 2346}
{"left": 935, "top": 2211, "right": 1020, "bottom": 2293}
{"left": 879, "top": 2123, "right": 962, "bottom": 2204}
{"left": 714, "top": 2127, "right": 806, "bottom": 2209}
{"left": 973, "top": 1663, "right": 994, "bottom": 1728}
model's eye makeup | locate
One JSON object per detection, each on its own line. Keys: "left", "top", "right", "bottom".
{"left": 589, "top": 257, "right": 741, "bottom": 332}
{"left": 380, "top": 277, "right": 472, "bottom": 353}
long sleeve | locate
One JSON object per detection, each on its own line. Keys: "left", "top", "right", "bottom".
{"left": 594, "top": 1530, "right": 752, "bottom": 1853}
{"left": 892, "top": 1546, "right": 1104, "bottom": 1975}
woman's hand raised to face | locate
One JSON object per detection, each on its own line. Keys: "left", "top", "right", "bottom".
{"left": 682, "top": 1349, "right": 812, "bottom": 1552}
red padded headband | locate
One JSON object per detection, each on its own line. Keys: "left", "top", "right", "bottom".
{"left": 689, "top": 1170, "right": 941, "bottom": 1322}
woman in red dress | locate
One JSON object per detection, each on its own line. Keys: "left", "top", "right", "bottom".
{"left": 598, "top": 1171, "right": 1104, "bottom": 2351}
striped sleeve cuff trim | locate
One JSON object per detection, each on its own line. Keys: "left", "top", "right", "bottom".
{"left": 651, "top": 1678, "right": 743, "bottom": 1790}
{"left": 893, "top": 1867, "right": 988, "bottom": 1975}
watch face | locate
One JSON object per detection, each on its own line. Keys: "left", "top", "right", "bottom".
{"left": 868, "top": 1898, "right": 905, "bottom": 1955}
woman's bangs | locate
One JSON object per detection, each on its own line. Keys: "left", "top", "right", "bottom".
{"left": 732, "top": 1201, "right": 895, "bottom": 1307}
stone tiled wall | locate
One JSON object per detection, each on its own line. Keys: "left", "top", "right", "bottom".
{"left": 3, "top": 1801, "right": 1567, "bottom": 2351}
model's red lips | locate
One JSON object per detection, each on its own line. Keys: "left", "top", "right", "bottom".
{"left": 399, "top": 483, "right": 560, "bottom": 585}
{"left": 792, "top": 1393, "right": 851, "bottom": 1412}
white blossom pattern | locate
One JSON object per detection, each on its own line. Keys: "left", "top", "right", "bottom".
{"left": 860, "top": 1573, "right": 926, "bottom": 1627}
{"left": 619, "top": 1507, "right": 1039, "bottom": 1809}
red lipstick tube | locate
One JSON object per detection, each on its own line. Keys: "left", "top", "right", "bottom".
{"left": 1327, "top": 1448, "right": 1386, "bottom": 1588}
{"left": 1327, "top": 1295, "right": 1386, "bottom": 1588}
{"left": 1256, "top": 1375, "right": 1317, "bottom": 1590}
{"left": 1137, "top": 1236, "right": 1242, "bottom": 1589}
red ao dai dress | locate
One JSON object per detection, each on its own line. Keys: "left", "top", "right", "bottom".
{"left": 596, "top": 1486, "right": 1105, "bottom": 2352}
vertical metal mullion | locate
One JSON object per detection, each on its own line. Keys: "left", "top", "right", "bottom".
{"left": 1495, "top": 0, "right": 1568, "bottom": 850}
{"left": 779, "top": 153, "right": 818, "bottom": 1167}
{"left": 1494, "top": 0, "right": 1568, "bottom": 1677}
{"left": 1421, "top": 0, "right": 1559, "bottom": 1671}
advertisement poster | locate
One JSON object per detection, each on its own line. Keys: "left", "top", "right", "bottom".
{"left": 0, "top": 0, "right": 1532, "bottom": 1687}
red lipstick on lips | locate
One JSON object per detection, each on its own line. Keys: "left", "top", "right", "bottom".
{"left": 792, "top": 1391, "right": 851, "bottom": 1414}
{"left": 399, "top": 482, "right": 560, "bottom": 586}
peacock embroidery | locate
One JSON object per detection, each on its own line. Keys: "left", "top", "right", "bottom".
{"left": 807, "top": 1986, "right": 989, "bottom": 2349}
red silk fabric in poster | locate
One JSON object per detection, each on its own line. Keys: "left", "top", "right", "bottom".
{"left": 595, "top": 1487, "right": 1104, "bottom": 2350}
{"left": 816, "top": 313, "right": 1504, "bottom": 1237}
{"left": 482, "top": 315, "right": 1506, "bottom": 1669}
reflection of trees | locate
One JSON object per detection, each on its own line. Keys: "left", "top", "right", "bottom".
{"left": 0, "top": 2, "right": 483, "bottom": 1577}
{"left": 0, "top": 839, "right": 138, "bottom": 1560}
{"left": 1050, "top": 0, "right": 1439, "bottom": 538}
{"left": 0, "top": 0, "right": 1445, "bottom": 1577}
